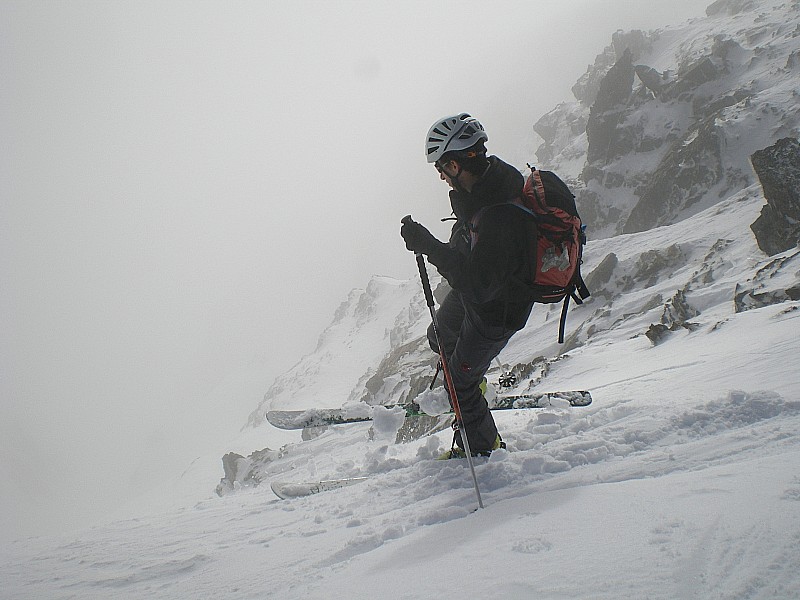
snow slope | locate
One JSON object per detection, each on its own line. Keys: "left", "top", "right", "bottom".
{"left": 2, "top": 177, "right": 798, "bottom": 600}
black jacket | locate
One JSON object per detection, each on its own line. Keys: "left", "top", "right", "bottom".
{"left": 426, "top": 156, "right": 535, "bottom": 330}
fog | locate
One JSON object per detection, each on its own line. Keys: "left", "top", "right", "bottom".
{"left": 1, "top": 0, "right": 707, "bottom": 540}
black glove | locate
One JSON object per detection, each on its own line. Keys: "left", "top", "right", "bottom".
{"left": 400, "top": 216, "right": 441, "bottom": 255}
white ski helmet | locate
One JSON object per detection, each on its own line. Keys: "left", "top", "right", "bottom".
{"left": 425, "top": 113, "right": 488, "bottom": 163}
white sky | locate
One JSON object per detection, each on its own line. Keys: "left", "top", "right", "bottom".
{"left": 1, "top": 0, "right": 708, "bottom": 540}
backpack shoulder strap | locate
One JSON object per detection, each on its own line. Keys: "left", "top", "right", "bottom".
{"left": 468, "top": 199, "right": 537, "bottom": 252}
{"left": 557, "top": 271, "right": 591, "bottom": 343}
{"left": 525, "top": 169, "right": 548, "bottom": 211}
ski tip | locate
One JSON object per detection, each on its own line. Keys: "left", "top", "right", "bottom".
{"left": 270, "top": 477, "right": 369, "bottom": 500}
{"left": 270, "top": 481, "right": 290, "bottom": 500}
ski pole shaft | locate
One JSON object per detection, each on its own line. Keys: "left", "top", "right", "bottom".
{"left": 411, "top": 248, "right": 484, "bottom": 509}
{"left": 414, "top": 252, "right": 436, "bottom": 308}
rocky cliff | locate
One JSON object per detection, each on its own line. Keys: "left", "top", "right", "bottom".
{"left": 535, "top": 0, "right": 800, "bottom": 239}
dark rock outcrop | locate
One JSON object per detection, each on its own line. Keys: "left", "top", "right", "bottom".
{"left": 635, "top": 65, "right": 672, "bottom": 94}
{"left": 572, "top": 30, "right": 653, "bottom": 108}
{"left": 585, "top": 48, "right": 636, "bottom": 164}
{"left": 733, "top": 249, "right": 800, "bottom": 312}
{"left": 750, "top": 138, "right": 800, "bottom": 256}
{"left": 623, "top": 115, "right": 725, "bottom": 234}
{"left": 645, "top": 289, "right": 700, "bottom": 345}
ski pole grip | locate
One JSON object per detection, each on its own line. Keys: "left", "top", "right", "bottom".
{"left": 403, "top": 215, "right": 435, "bottom": 307}
{"left": 415, "top": 253, "right": 435, "bottom": 308}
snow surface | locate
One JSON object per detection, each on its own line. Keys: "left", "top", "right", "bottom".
{"left": 2, "top": 2, "right": 800, "bottom": 598}
{"left": 2, "top": 180, "right": 799, "bottom": 600}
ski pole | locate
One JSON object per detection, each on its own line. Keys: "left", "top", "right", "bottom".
{"left": 404, "top": 219, "right": 483, "bottom": 509}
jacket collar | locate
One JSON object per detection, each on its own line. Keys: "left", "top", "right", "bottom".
{"left": 449, "top": 156, "right": 524, "bottom": 222}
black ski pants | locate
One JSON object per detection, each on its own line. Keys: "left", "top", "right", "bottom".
{"left": 427, "top": 290, "right": 520, "bottom": 454}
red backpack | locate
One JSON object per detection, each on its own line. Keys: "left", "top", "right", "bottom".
{"left": 471, "top": 166, "right": 590, "bottom": 342}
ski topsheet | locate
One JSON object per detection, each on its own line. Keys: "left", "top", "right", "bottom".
{"left": 270, "top": 477, "right": 368, "bottom": 500}
{"left": 266, "top": 390, "right": 592, "bottom": 430}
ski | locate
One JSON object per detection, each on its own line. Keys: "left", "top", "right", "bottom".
{"left": 270, "top": 476, "right": 368, "bottom": 499}
{"left": 266, "top": 390, "right": 592, "bottom": 430}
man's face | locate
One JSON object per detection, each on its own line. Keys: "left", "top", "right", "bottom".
{"left": 435, "top": 160, "right": 458, "bottom": 189}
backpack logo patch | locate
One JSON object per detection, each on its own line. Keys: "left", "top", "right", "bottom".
{"left": 541, "top": 243, "right": 572, "bottom": 273}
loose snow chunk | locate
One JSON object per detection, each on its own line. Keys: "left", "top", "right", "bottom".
{"left": 371, "top": 405, "right": 406, "bottom": 441}
{"left": 340, "top": 402, "right": 373, "bottom": 419}
{"left": 416, "top": 388, "right": 451, "bottom": 416}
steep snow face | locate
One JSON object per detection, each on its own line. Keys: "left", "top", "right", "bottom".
{"left": 246, "top": 275, "right": 429, "bottom": 426}
{"left": 537, "top": 0, "right": 800, "bottom": 239}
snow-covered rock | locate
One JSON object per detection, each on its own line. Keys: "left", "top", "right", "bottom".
{"left": 538, "top": 0, "right": 800, "bottom": 239}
